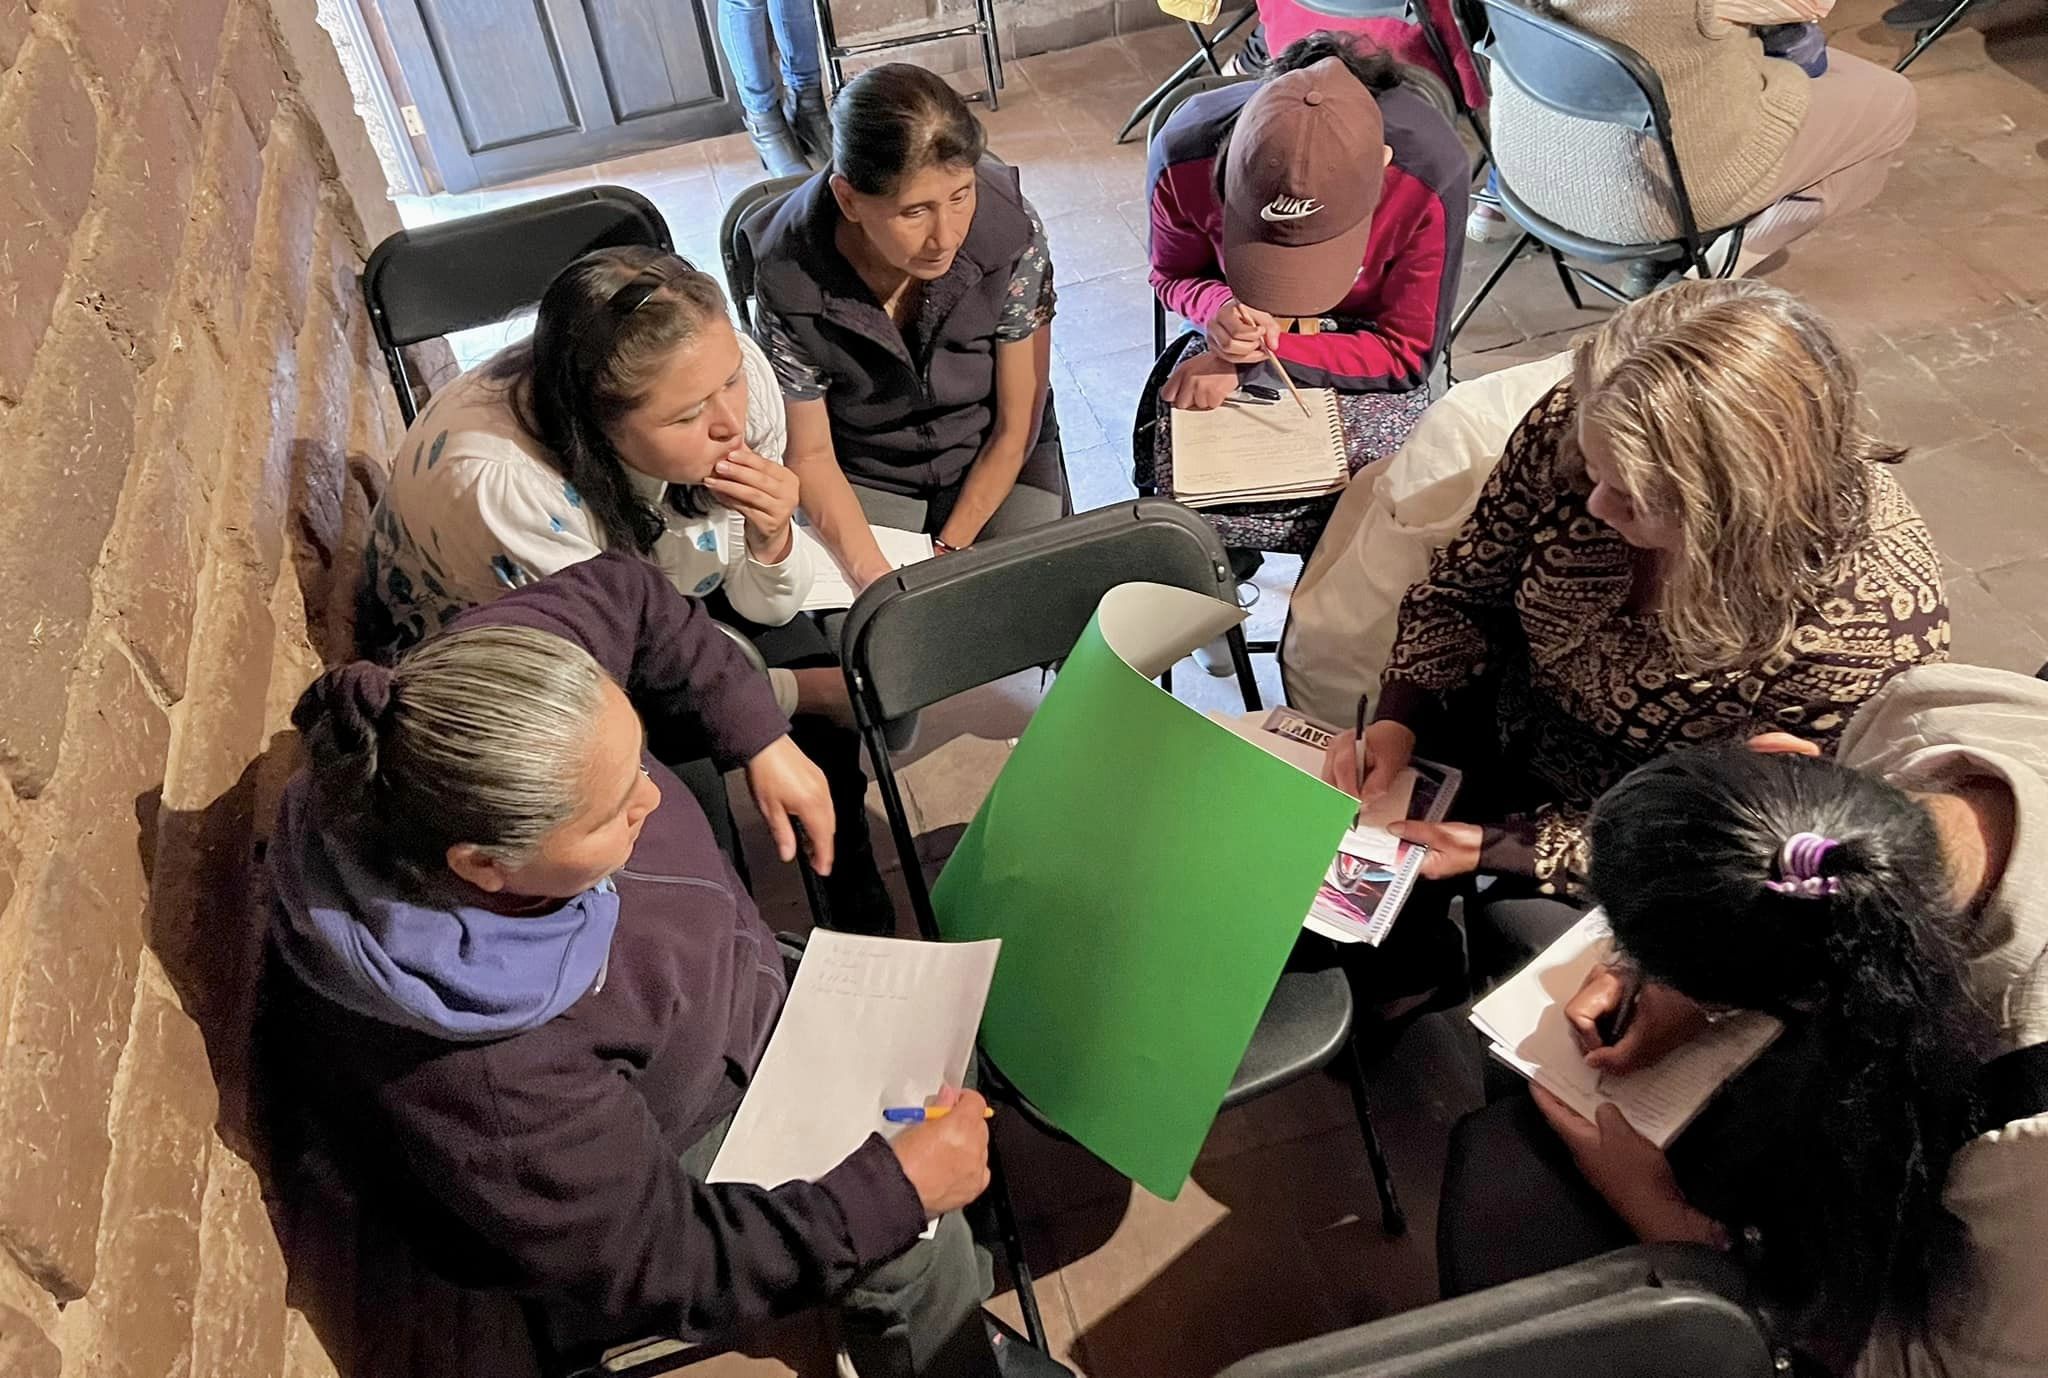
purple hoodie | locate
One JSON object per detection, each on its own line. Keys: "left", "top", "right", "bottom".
{"left": 269, "top": 773, "right": 620, "bottom": 1041}
{"left": 265, "top": 553, "right": 927, "bottom": 1340}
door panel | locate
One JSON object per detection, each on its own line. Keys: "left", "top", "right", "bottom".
{"left": 583, "top": 0, "right": 722, "bottom": 123}
{"left": 416, "top": 0, "right": 578, "bottom": 150}
{"left": 378, "top": 0, "right": 742, "bottom": 193}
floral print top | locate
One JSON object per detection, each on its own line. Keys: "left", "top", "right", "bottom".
{"left": 362, "top": 332, "right": 813, "bottom": 655}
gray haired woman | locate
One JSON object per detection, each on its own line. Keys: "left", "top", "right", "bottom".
{"left": 266, "top": 552, "right": 1009, "bottom": 1375}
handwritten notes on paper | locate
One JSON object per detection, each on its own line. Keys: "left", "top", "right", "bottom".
{"left": 707, "top": 931, "right": 1001, "bottom": 1195}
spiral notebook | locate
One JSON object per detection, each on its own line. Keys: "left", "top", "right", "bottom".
{"left": 1171, "top": 388, "right": 1348, "bottom": 508}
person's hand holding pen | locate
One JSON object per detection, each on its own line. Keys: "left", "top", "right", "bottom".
{"left": 1317, "top": 707, "right": 1416, "bottom": 807}
{"left": 886, "top": 1085, "right": 992, "bottom": 1218}
{"left": 1205, "top": 297, "right": 1282, "bottom": 364}
{"left": 1563, "top": 964, "right": 1712, "bottom": 1074}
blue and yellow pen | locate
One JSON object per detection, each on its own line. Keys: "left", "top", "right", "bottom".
{"left": 882, "top": 1103, "right": 996, "bottom": 1124}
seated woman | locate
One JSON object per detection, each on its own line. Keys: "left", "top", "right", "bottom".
{"left": 269, "top": 553, "right": 1004, "bottom": 1377}
{"left": 1490, "top": 0, "right": 1915, "bottom": 276}
{"left": 748, "top": 63, "right": 1063, "bottom": 585}
{"left": 361, "top": 247, "right": 891, "bottom": 932}
{"left": 1143, "top": 33, "right": 1468, "bottom": 571}
{"left": 1319, "top": 279, "right": 1949, "bottom": 984}
{"left": 1442, "top": 743, "right": 2022, "bottom": 1372}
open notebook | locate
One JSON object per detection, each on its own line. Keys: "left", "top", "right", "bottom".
{"left": 1470, "top": 911, "right": 1782, "bottom": 1149}
{"left": 800, "top": 524, "right": 935, "bottom": 613}
{"left": 1170, "top": 389, "right": 1348, "bottom": 508}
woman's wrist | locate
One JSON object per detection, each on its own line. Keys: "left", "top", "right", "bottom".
{"left": 745, "top": 521, "right": 794, "bottom": 565}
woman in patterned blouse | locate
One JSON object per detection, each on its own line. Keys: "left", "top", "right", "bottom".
{"left": 1320, "top": 279, "right": 1949, "bottom": 979}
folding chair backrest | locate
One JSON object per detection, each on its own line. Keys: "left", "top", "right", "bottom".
{"left": 1215, "top": 1244, "right": 1777, "bottom": 1378}
{"left": 719, "top": 173, "right": 810, "bottom": 333}
{"left": 1475, "top": 0, "right": 1702, "bottom": 247}
{"left": 841, "top": 499, "right": 1238, "bottom": 723}
{"left": 1146, "top": 73, "right": 1254, "bottom": 353}
{"left": 361, "top": 186, "right": 672, "bottom": 422}
{"left": 1475, "top": 0, "right": 1664, "bottom": 133}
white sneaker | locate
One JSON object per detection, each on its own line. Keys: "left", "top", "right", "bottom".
{"left": 1466, "top": 202, "right": 1513, "bottom": 244}
{"left": 1191, "top": 635, "right": 1236, "bottom": 678}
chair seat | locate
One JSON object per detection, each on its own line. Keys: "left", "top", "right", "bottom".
{"left": 1224, "top": 965, "right": 1355, "bottom": 1107}
{"left": 992, "top": 963, "right": 1355, "bottom": 1136}
{"left": 1494, "top": 159, "right": 1748, "bottom": 266}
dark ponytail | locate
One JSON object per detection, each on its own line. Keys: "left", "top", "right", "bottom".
{"left": 1588, "top": 749, "right": 1992, "bottom": 1357}
{"left": 831, "top": 63, "right": 986, "bottom": 197}
{"left": 489, "top": 247, "right": 732, "bottom": 557}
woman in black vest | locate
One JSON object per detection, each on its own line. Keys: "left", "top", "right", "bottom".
{"left": 749, "top": 64, "right": 1065, "bottom": 589}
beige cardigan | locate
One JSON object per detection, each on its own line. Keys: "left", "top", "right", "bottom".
{"left": 1490, "top": 0, "right": 1809, "bottom": 244}
{"left": 1837, "top": 665, "right": 2048, "bottom": 1378}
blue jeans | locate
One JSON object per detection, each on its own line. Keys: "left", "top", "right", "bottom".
{"left": 717, "top": 0, "right": 823, "bottom": 117}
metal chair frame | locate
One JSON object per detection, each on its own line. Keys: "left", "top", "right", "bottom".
{"left": 811, "top": 0, "right": 1004, "bottom": 108}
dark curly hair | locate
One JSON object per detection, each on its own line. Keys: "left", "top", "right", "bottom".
{"left": 1588, "top": 749, "right": 1994, "bottom": 1362}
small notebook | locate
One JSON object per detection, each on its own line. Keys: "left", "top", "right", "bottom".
{"left": 1470, "top": 911, "right": 1783, "bottom": 1150}
{"left": 1171, "top": 388, "right": 1348, "bottom": 508}
{"left": 801, "top": 524, "right": 935, "bottom": 612}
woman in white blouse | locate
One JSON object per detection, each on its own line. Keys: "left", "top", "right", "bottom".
{"left": 364, "top": 247, "right": 892, "bottom": 932}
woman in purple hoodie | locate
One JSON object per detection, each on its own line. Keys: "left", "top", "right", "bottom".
{"left": 266, "top": 552, "right": 1017, "bottom": 1376}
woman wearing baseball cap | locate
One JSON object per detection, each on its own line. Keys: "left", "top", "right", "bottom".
{"left": 1144, "top": 34, "right": 1470, "bottom": 567}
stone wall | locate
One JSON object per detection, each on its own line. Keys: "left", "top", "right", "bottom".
{"left": 0, "top": 0, "right": 405, "bottom": 1373}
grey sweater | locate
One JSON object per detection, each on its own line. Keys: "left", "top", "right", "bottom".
{"left": 1491, "top": 0, "right": 1809, "bottom": 244}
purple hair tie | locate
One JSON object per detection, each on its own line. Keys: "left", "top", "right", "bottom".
{"left": 1767, "top": 831, "right": 1841, "bottom": 899}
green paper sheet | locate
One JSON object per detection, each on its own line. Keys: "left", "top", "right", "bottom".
{"left": 931, "top": 583, "right": 1358, "bottom": 1198}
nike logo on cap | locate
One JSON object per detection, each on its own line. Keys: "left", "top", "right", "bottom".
{"left": 1260, "top": 195, "right": 1323, "bottom": 222}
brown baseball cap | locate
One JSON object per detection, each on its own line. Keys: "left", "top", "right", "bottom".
{"left": 1221, "top": 58, "right": 1387, "bottom": 319}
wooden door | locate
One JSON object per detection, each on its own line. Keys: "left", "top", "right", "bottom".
{"left": 379, "top": 0, "right": 742, "bottom": 192}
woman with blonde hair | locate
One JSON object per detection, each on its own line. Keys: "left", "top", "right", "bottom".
{"left": 1320, "top": 278, "right": 1949, "bottom": 986}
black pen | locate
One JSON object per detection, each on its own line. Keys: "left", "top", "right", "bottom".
{"left": 1354, "top": 692, "right": 1370, "bottom": 796}
{"left": 1597, "top": 968, "right": 1643, "bottom": 1046}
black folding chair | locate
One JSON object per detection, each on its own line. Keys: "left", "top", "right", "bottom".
{"left": 1215, "top": 1244, "right": 1784, "bottom": 1378}
{"left": 361, "top": 186, "right": 671, "bottom": 424}
{"left": 1115, "top": 3, "right": 1262, "bottom": 144}
{"left": 812, "top": 0, "right": 1004, "bottom": 108}
{"left": 717, "top": 173, "right": 811, "bottom": 334}
{"left": 1449, "top": 0, "right": 1750, "bottom": 343}
{"left": 837, "top": 500, "right": 1408, "bottom": 1349}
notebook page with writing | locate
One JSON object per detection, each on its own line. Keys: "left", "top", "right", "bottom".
{"left": 1170, "top": 389, "right": 1346, "bottom": 506}
{"left": 801, "top": 525, "right": 936, "bottom": 612}
{"left": 1471, "top": 911, "right": 1782, "bottom": 1149}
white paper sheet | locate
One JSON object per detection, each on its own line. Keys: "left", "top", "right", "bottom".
{"left": 1470, "top": 911, "right": 1782, "bottom": 1149}
{"left": 708, "top": 931, "right": 1002, "bottom": 1197}
{"left": 801, "top": 525, "right": 937, "bottom": 612}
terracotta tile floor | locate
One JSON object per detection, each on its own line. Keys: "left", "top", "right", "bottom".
{"left": 390, "top": 4, "right": 2048, "bottom": 1372}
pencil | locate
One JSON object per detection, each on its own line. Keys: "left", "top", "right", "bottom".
{"left": 1265, "top": 343, "right": 1312, "bottom": 419}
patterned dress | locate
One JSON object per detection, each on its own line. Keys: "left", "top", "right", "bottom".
{"left": 1375, "top": 381, "right": 1950, "bottom": 892}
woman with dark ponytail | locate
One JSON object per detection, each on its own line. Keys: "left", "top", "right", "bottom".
{"left": 270, "top": 554, "right": 1013, "bottom": 1376}
{"left": 1437, "top": 737, "right": 2037, "bottom": 1373}
{"left": 744, "top": 63, "right": 1064, "bottom": 587}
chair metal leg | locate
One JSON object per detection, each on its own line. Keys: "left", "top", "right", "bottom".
{"left": 1896, "top": 0, "right": 1978, "bottom": 72}
{"left": 1449, "top": 230, "right": 1532, "bottom": 341}
{"left": 1227, "top": 625, "right": 1263, "bottom": 714}
{"left": 976, "top": 0, "right": 1002, "bottom": 109}
{"left": 1341, "top": 1037, "right": 1407, "bottom": 1237}
{"left": 983, "top": 1131, "right": 1050, "bottom": 1352}
{"left": 1548, "top": 248, "right": 1585, "bottom": 311}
